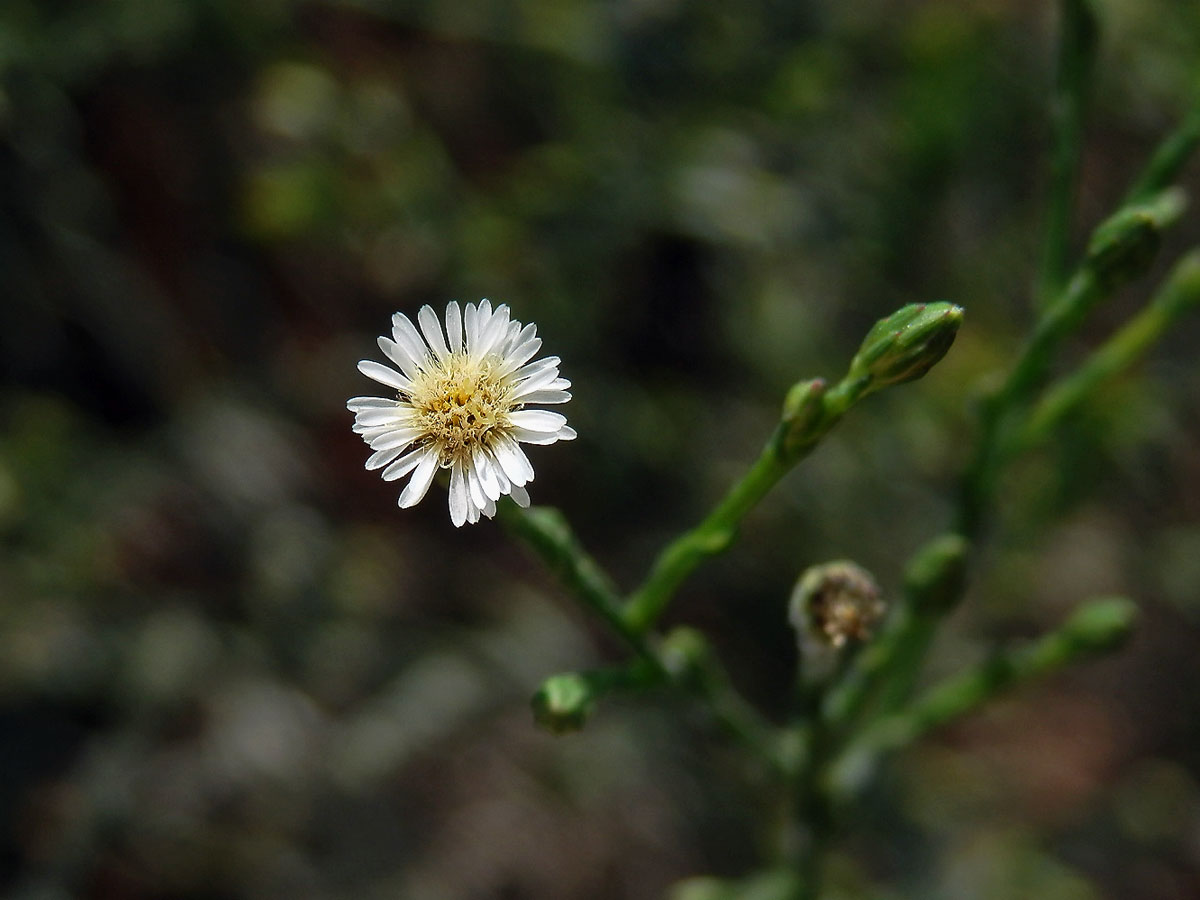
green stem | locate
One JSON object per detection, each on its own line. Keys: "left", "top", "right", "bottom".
{"left": 829, "top": 597, "right": 1136, "bottom": 796}
{"left": 823, "top": 534, "right": 969, "bottom": 729}
{"left": 1125, "top": 101, "right": 1200, "bottom": 203}
{"left": 957, "top": 188, "right": 1185, "bottom": 538}
{"left": 823, "top": 605, "right": 933, "bottom": 729}
{"left": 502, "top": 505, "right": 785, "bottom": 767}
{"left": 499, "top": 502, "right": 661, "bottom": 667}
{"left": 1015, "top": 250, "right": 1200, "bottom": 454}
{"left": 958, "top": 264, "right": 1101, "bottom": 536}
{"left": 624, "top": 436, "right": 792, "bottom": 633}
{"left": 1038, "top": 0, "right": 1098, "bottom": 308}
{"left": 625, "top": 377, "right": 867, "bottom": 633}
{"left": 789, "top": 725, "right": 832, "bottom": 900}
{"left": 787, "top": 678, "right": 837, "bottom": 900}
{"left": 688, "top": 638, "right": 789, "bottom": 773}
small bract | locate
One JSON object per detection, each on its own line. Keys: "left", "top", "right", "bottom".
{"left": 348, "top": 300, "right": 575, "bottom": 526}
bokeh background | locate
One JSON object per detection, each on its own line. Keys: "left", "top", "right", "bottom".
{"left": 2, "top": 1, "right": 1200, "bottom": 898}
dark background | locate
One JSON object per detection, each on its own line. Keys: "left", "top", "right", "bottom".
{"left": 2, "top": 1, "right": 1199, "bottom": 897}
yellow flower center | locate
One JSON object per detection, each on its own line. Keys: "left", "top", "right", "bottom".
{"left": 408, "top": 354, "right": 511, "bottom": 466}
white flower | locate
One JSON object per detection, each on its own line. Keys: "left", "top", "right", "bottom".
{"left": 348, "top": 300, "right": 576, "bottom": 526}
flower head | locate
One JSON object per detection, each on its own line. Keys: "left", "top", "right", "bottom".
{"left": 789, "top": 560, "right": 884, "bottom": 649}
{"left": 348, "top": 300, "right": 575, "bottom": 526}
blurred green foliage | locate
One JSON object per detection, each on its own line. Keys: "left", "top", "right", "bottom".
{"left": 1, "top": 0, "right": 1200, "bottom": 898}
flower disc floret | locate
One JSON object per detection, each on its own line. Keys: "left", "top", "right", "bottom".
{"left": 410, "top": 354, "right": 510, "bottom": 466}
{"left": 348, "top": 300, "right": 575, "bottom": 526}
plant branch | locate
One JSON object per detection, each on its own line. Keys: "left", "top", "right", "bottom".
{"left": 623, "top": 430, "right": 796, "bottom": 633}
{"left": 1015, "top": 250, "right": 1200, "bottom": 454}
{"left": 1038, "top": 0, "right": 1098, "bottom": 308}
{"left": 1125, "top": 101, "right": 1200, "bottom": 203}
{"left": 823, "top": 534, "right": 970, "bottom": 730}
{"left": 499, "top": 502, "right": 662, "bottom": 667}
{"left": 626, "top": 303, "right": 963, "bottom": 633}
{"left": 957, "top": 188, "right": 1186, "bottom": 537}
{"left": 829, "top": 597, "right": 1136, "bottom": 796}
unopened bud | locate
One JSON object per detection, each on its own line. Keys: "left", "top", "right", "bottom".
{"left": 848, "top": 302, "right": 963, "bottom": 396}
{"left": 660, "top": 626, "right": 710, "bottom": 686}
{"left": 903, "top": 533, "right": 969, "bottom": 615}
{"left": 790, "top": 560, "right": 885, "bottom": 649}
{"left": 532, "top": 672, "right": 593, "bottom": 735}
{"left": 1061, "top": 596, "right": 1137, "bottom": 655}
{"left": 1086, "top": 189, "right": 1185, "bottom": 290}
{"left": 778, "top": 378, "right": 828, "bottom": 458}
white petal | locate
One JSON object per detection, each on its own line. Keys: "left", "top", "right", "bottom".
{"left": 365, "top": 445, "right": 405, "bottom": 470}
{"left": 510, "top": 369, "right": 563, "bottom": 399}
{"left": 491, "top": 433, "right": 535, "bottom": 486}
{"left": 448, "top": 461, "right": 469, "bottom": 527}
{"left": 417, "top": 305, "right": 449, "bottom": 361}
{"left": 348, "top": 397, "right": 398, "bottom": 411}
{"left": 445, "top": 301, "right": 463, "bottom": 353}
{"left": 463, "top": 302, "right": 480, "bottom": 354}
{"left": 509, "top": 410, "right": 567, "bottom": 432}
{"left": 497, "top": 325, "right": 540, "bottom": 374}
{"left": 472, "top": 446, "right": 502, "bottom": 501}
{"left": 353, "top": 407, "right": 413, "bottom": 427}
{"left": 475, "top": 304, "right": 511, "bottom": 358}
{"left": 512, "top": 357, "right": 561, "bottom": 386}
{"left": 481, "top": 496, "right": 497, "bottom": 518}
{"left": 357, "top": 360, "right": 411, "bottom": 393}
{"left": 367, "top": 427, "right": 424, "bottom": 450}
{"left": 498, "top": 337, "right": 542, "bottom": 375}
{"left": 398, "top": 450, "right": 439, "bottom": 508}
{"left": 517, "top": 389, "right": 571, "bottom": 404}
{"left": 487, "top": 450, "right": 512, "bottom": 493}
{"left": 354, "top": 424, "right": 395, "bottom": 440}
{"left": 465, "top": 462, "right": 488, "bottom": 510}
{"left": 556, "top": 425, "right": 577, "bottom": 441}
{"left": 498, "top": 319, "right": 523, "bottom": 355}
{"left": 391, "top": 313, "right": 431, "bottom": 370}
{"left": 510, "top": 427, "right": 565, "bottom": 445}
{"left": 469, "top": 299, "right": 493, "bottom": 351}
{"left": 354, "top": 421, "right": 405, "bottom": 440}
{"left": 381, "top": 446, "right": 427, "bottom": 481}
{"left": 378, "top": 337, "right": 420, "bottom": 382}
{"left": 509, "top": 484, "right": 530, "bottom": 508}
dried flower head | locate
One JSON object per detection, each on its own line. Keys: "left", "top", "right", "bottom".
{"left": 348, "top": 300, "right": 575, "bottom": 526}
{"left": 790, "top": 561, "right": 885, "bottom": 648}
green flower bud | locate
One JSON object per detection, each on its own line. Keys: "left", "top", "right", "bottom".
{"left": 903, "top": 533, "right": 969, "bottom": 616}
{"left": 848, "top": 302, "right": 963, "bottom": 395}
{"left": 531, "top": 672, "right": 593, "bottom": 735}
{"left": 1061, "top": 596, "right": 1138, "bottom": 655}
{"left": 778, "top": 377, "right": 828, "bottom": 459}
{"left": 660, "top": 626, "right": 710, "bottom": 686}
{"left": 1086, "top": 188, "right": 1185, "bottom": 290}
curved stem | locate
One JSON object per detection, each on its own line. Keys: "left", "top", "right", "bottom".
{"left": 499, "top": 502, "right": 662, "bottom": 667}
{"left": 624, "top": 435, "right": 792, "bottom": 632}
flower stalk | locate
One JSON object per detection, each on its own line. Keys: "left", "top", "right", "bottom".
{"left": 625, "top": 303, "right": 962, "bottom": 634}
